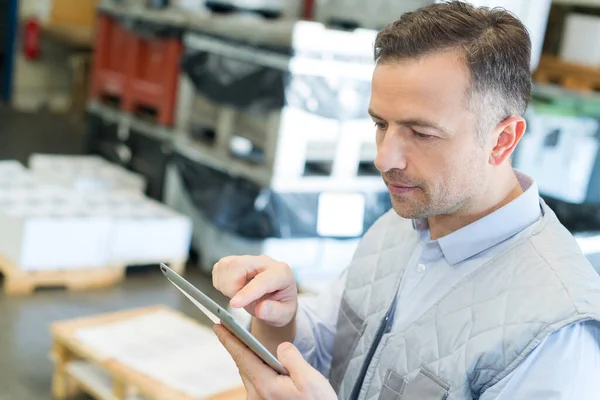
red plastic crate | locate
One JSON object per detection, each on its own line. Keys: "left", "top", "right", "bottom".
{"left": 123, "top": 35, "right": 183, "bottom": 126}
{"left": 90, "top": 14, "right": 133, "bottom": 105}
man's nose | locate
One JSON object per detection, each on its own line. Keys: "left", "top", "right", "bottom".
{"left": 374, "top": 130, "right": 408, "bottom": 173}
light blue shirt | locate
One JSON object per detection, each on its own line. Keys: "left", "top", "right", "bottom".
{"left": 294, "top": 171, "right": 600, "bottom": 398}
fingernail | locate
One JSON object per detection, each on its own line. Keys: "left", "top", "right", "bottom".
{"left": 230, "top": 295, "right": 241, "bottom": 306}
{"left": 261, "top": 302, "right": 271, "bottom": 317}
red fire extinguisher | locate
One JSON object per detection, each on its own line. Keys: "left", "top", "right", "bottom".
{"left": 303, "top": 0, "right": 315, "bottom": 20}
{"left": 23, "top": 18, "right": 41, "bottom": 60}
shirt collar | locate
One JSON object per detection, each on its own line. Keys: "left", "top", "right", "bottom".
{"left": 412, "top": 170, "right": 542, "bottom": 265}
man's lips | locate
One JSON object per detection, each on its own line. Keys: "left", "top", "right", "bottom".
{"left": 385, "top": 181, "right": 418, "bottom": 195}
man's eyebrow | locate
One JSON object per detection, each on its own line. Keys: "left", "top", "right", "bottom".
{"left": 368, "top": 109, "right": 384, "bottom": 120}
{"left": 368, "top": 109, "right": 451, "bottom": 136}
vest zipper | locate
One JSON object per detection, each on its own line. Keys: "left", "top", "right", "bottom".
{"left": 348, "top": 297, "right": 398, "bottom": 400}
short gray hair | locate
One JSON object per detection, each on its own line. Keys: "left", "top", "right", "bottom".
{"left": 375, "top": 0, "right": 532, "bottom": 139}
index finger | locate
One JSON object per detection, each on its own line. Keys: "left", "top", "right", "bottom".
{"left": 213, "top": 324, "right": 277, "bottom": 386}
{"left": 213, "top": 255, "right": 272, "bottom": 298}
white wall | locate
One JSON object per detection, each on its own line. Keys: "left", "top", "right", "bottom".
{"left": 19, "top": 0, "right": 51, "bottom": 20}
{"left": 13, "top": 0, "right": 73, "bottom": 111}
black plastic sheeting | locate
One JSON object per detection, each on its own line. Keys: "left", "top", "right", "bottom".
{"left": 180, "top": 32, "right": 372, "bottom": 119}
{"left": 100, "top": 10, "right": 184, "bottom": 39}
{"left": 544, "top": 196, "right": 600, "bottom": 233}
{"left": 180, "top": 48, "right": 286, "bottom": 112}
{"left": 171, "top": 152, "right": 391, "bottom": 239}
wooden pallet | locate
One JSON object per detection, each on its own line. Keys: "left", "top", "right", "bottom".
{"left": 50, "top": 306, "right": 246, "bottom": 400}
{"left": 174, "top": 74, "right": 381, "bottom": 193}
{"left": 0, "top": 254, "right": 126, "bottom": 295}
{"left": 534, "top": 55, "right": 600, "bottom": 92}
{"left": 0, "top": 253, "right": 186, "bottom": 295}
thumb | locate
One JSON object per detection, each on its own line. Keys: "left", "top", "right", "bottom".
{"left": 277, "top": 342, "right": 313, "bottom": 379}
{"left": 255, "top": 299, "right": 295, "bottom": 327}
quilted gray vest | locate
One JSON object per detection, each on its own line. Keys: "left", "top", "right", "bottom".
{"left": 330, "top": 201, "right": 600, "bottom": 400}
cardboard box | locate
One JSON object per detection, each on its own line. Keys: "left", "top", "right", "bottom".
{"left": 50, "top": 0, "right": 101, "bottom": 28}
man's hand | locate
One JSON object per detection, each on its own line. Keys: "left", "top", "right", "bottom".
{"left": 212, "top": 255, "right": 298, "bottom": 328}
{"left": 214, "top": 324, "right": 337, "bottom": 400}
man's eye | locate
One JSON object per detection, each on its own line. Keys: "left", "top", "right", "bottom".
{"left": 413, "top": 130, "right": 433, "bottom": 140}
{"left": 374, "top": 122, "right": 387, "bottom": 130}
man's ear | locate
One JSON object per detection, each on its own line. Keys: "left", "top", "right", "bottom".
{"left": 489, "top": 116, "right": 526, "bottom": 166}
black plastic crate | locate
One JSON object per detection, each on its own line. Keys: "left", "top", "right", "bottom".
{"left": 126, "top": 129, "right": 171, "bottom": 200}
{"left": 85, "top": 111, "right": 129, "bottom": 167}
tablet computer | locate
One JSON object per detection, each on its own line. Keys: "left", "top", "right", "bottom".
{"left": 160, "top": 263, "right": 288, "bottom": 375}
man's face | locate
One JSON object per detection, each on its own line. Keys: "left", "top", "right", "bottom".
{"left": 370, "top": 50, "right": 491, "bottom": 219}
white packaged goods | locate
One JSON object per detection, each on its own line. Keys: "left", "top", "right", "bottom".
{"left": 29, "top": 154, "right": 147, "bottom": 193}
{"left": 63, "top": 192, "right": 192, "bottom": 266}
{"left": 0, "top": 160, "right": 28, "bottom": 176}
{"left": 0, "top": 160, "right": 191, "bottom": 271}
{"left": 0, "top": 199, "right": 113, "bottom": 271}
{"left": 560, "top": 13, "right": 600, "bottom": 68}
{"left": 101, "top": 196, "right": 193, "bottom": 265}
{"left": 514, "top": 114, "right": 600, "bottom": 204}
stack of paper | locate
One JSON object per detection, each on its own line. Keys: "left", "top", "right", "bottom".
{"left": 75, "top": 310, "right": 243, "bottom": 399}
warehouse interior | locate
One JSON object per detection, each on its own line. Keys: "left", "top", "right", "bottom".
{"left": 1, "top": 0, "right": 600, "bottom": 399}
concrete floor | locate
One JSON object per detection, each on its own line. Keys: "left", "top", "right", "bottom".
{"left": 0, "top": 107, "right": 224, "bottom": 399}
{"left": 0, "top": 267, "right": 224, "bottom": 400}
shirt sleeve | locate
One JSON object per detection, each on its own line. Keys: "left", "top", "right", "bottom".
{"left": 480, "top": 320, "right": 600, "bottom": 400}
{"left": 293, "top": 271, "right": 347, "bottom": 378}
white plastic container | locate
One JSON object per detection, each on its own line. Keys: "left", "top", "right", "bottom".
{"left": 560, "top": 13, "right": 600, "bottom": 67}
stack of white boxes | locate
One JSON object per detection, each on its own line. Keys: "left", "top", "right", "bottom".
{"left": 97, "top": 193, "right": 193, "bottom": 266}
{"left": 0, "top": 157, "right": 192, "bottom": 272}
{"left": 29, "top": 154, "right": 147, "bottom": 194}
{"left": 0, "top": 160, "right": 112, "bottom": 271}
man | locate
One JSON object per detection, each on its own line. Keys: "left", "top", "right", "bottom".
{"left": 212, "top": 1, "right": 600, "bottom": 399}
